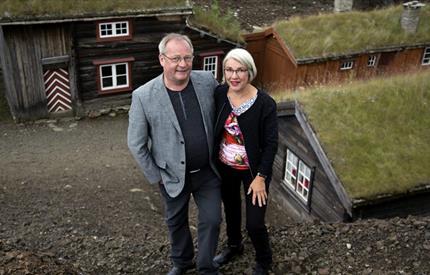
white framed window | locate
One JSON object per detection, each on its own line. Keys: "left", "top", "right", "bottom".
{"left": 284, "top": 149, "right": 298, "bottom": 189}
{"left": 297, "top": 161, "right": 312, "bottom": 201}
{"left": 99, "top": 21, "right": 129, "bottom": 38}
{"left": 93, "top": 57, "right": 135, "bottom": 94}
{"left": 340, "top": 60, "right": 354, "bottom": 70}
{"left": 203, "top": 56, "right": 218, "bottom": 78}
{"left": 100, "top": 63, "right": 129, "bottom": 91}
{"left": 367, "top": 55, "right": 377, "bottom": 67}
{"left": 283, "top": 148, "right": 312, "bottom": 202}
{"left": 422, "top": 47, "right": 430, "bottom": 65}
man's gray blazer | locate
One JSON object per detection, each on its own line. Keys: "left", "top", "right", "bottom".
{"left": 128, "top": 70, "right": 219, "bottom": 198}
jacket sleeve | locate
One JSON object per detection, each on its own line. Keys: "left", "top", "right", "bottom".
{"left": 257, "top": 96, "right": 279, "bottom": 177}
{"left": 127, "top": 90, "right": 162, "bottom": 184}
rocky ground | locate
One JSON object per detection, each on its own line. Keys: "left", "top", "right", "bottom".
{"left": 1, "top": 113, "right": 429, "bottom": 275}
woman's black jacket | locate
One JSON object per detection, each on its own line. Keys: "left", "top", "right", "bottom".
{"left": 213, "top": 84, "right": 278, "bottom": 183}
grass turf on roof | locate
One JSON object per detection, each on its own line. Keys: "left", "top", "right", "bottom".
{"left": 0, "top": 0, "right": 189, "bottom": 21}
{"left": 275, "top": 70, "right": 430, "bottom": 200}
{"left": 274, "top": 5, "right": 430, "bottom": 60}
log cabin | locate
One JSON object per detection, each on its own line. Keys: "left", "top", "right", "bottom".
{"left": 272, "top": 71, "right": 430, "bottom": 222}
{"left": 0, "top": 1, "right": 239, "bottom": 121}
{"left": 244, "top": 2, "right": 430, "bottom": 92}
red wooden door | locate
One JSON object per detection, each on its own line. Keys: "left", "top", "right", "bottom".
{"left": 44, "top": 68, "right": 72, "bottom": 113}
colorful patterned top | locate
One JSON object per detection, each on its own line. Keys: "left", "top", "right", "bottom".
{"left": 219, "top": 94, "right": 258, "bottom": 170}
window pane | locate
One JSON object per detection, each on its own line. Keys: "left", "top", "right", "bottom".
{"left": 116, "top": 75, "right": 127, "bottom": 86}
{"left": 101, "top": 66, "right": 112, "bottom": 77}
{"left": 102, "top": 77, "right": 113, "bottom": 88}
{"left": 116, "top": 64, "right": 127, "bottom": 75}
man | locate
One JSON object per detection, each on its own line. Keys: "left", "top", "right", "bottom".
{"left": 127, "top": 33, "right": 221, "bottom": 275}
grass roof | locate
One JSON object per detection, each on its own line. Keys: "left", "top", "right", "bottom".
{"left": 274, "top": 5, "right": 430, "bottom": 60}
{"left": 274, "top": 70, "right": 430, "bottom": 200}
{"left": 188, "top": 0, "right": 243, "bottom": 43}
{"left": 0, "top": 0, "right": 189, "bottom": 22}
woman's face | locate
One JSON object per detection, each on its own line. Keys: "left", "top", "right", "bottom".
{"left": 224, "top": 58, "right": 249, "bottom": 93}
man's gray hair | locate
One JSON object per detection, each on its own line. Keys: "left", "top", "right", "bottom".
{"left": 223, "top": 48, "right": 257, "bottom": 82}
{"left": 158, "top": 33, "right": 194, "bottom": 54}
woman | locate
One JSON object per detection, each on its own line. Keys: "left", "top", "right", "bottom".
{"left": 213, "top": 48, "right": 278, "bottom": 275}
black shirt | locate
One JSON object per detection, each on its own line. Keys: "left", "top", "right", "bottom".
{"left": 166, "top": 81, "right": 209, "bottom": 171}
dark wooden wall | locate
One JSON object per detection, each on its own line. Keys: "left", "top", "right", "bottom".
{"left": 75, "top": 16, "right": 236, "bottom": 101}
{"left": 271, "top": 115, "right": 347, "bottom": 222}
{"left": 0, "top": 24, "right": 72, "bottom": 120}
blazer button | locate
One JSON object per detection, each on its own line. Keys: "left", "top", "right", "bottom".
{"left": 180, "top": 141, "right": 184, "bottom": 144}
{"left": 181, "top": 161, "right": 185, "bottom": 164}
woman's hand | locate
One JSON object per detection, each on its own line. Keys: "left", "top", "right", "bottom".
{"left": 247, "top": 175, "right": 267, "bottom": 207}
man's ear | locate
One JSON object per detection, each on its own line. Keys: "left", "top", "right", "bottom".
{"left": 159, "top": 54, "right": 164, "bottom": 66}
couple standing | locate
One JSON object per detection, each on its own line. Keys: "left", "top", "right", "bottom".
{"left": 128, "top": 33, "right": 278, "bottom": 275}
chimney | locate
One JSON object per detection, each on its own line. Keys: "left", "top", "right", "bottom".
{"left": 401, "top": 1, "right": 426, "bottom": 34}
{"left": 334, "top": 0, "right": 353, "bottom": 13}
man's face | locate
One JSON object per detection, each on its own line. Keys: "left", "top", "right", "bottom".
{"left": 159, "top": 38, "right": 193, "bottom": 88}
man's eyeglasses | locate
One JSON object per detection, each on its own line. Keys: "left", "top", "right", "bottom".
{"left": 224, "top": 68, "right": 248, "bottom": 77}
{"left": 162, "top": 54, "right": 194, "bottom": 64}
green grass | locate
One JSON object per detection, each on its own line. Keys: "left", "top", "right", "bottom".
{"left": 0, "top": 0, "right": 189, "bottom": 20}
{"left": 274, "top": 71, "right": 430, "bottom": 200}
{"left": 189, "top": 0, "right": 243, "bottom": 43}
{"left": 274, "top": 5, "right": 430, "bottom": 59}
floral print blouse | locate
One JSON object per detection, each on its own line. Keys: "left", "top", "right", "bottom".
{"left": 219, "top": 94, "right": 258, "bottom": 170}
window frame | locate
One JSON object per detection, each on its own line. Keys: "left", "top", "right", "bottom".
{"left": 283, "top": 148, "right": 313, "bottom": 203}
{"left": 96, "top": 19, "right": 133, "bottom": 42}
{"left": 203, "top": 55, "right": 219, "bottom": 79}
{"left": 422, "top": 47, "right": 430, "bottom": 65}
{"left": 93, "top": 57, "right": 135, "bottom": 95}
{"left": 367, "top": 55, "right": 378, "bottom": 67}
{"left": 340, "top": 60, "right": 354, "bottom": 70}
{"left": 199, "top": 50, "right": 224, "bottom": 80}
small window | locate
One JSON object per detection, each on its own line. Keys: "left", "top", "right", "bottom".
{"left": 367, "top": 55, "right": 377, "bottom": 67}
{"left": 93, "top": 57, "right": 135, "bottom": 94}
{"left": 422, "top": 47, "right": 430, "bottom": 65}
{"left": 199, "top": 50, "right": 224, "bottom": 81}
{"left": 340, "top": 60, "right": 354, "bottom": 70}
{"left": 100, "top": 63, "right": 128, "bottom": 90}
{"left": 285, "top": 149, "right": 298, "bottom": 189}
{"left": 283, "top": 149, "right": 313, "bottom": 202}
{"left": 96, "top": 20, "right": 132, "bottom": 41}
{"left": 203, "top": 56, "right": 218, "bottom": 78}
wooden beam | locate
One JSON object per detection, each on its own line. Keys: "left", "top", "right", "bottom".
{"left": 41, "top": 55, "right": 69, "bottom": 65}
{"left": 0, "top": 25, "right": 17, "bottom": 120}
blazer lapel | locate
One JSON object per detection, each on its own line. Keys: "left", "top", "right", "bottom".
{"left": 191, "top": 73, "right": 210, "bottom": 123}
{"left": 153, "top": 75, "right": 182, "bottom": 135}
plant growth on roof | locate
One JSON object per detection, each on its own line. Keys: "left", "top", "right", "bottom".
{"left": 273, "top": 4, "right": 430, "bottom": 59}
{"left": 0, "top": 0, "right": 189, "bottom": 21}
{"left": 189, "top": 0, "right": 243, "bottom": 43}
{"left": 275, "top": 70, "right": 430, "bottom": 200}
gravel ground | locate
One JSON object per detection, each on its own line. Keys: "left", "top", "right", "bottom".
{"left": 1, "top": 114, "right": 429, "bottom": 275}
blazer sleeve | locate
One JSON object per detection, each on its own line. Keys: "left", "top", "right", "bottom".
{"left": 127, "top": 90, "right": 162, "bottom": 184}
{"left": 258, "top": 96, "right": 279, "bottom": 177}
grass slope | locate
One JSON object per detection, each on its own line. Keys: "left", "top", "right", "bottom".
{"left": 275, "top": 71, "right": 430, "bottom": 199}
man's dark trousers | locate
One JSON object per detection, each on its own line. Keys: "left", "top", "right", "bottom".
{"left": 159, "top": 166, "right": 221, "bottom": 274}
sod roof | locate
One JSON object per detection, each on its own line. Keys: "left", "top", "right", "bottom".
{"left": 0, "top": 0, "right": 190, "bottom": 23}
{"left": 275, "top": 70, "right": 430, "bottom": 200}
{"left": 273, "top": 4, "right": 430, "bottom": 60}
